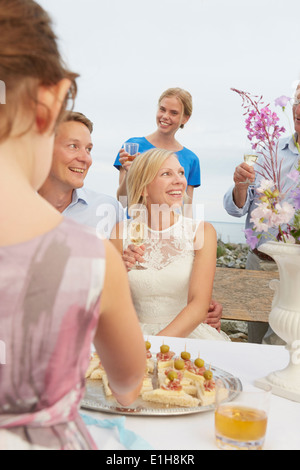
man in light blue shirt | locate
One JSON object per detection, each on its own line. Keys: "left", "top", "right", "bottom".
{"left": 223, "top": 90, "right": 300, "bottom": 344}
{"left": 224, "top": 134, "right": 299, "bottom": 250}
{"left": 63, "top": 186, "right": 124, "bottom": 239}
{"left": 39, "top": 111, "right": 124, "bottom": 238}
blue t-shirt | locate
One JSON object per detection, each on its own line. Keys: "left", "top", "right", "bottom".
{"left": 113, "top": 136, "right": 201, "bottom": 187}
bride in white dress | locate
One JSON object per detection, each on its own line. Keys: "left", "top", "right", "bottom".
{"left": 111, "top": 148, "right": 229, "bottom": 341}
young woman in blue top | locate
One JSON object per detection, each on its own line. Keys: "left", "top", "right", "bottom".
{"left": 114, "top": 88, "right": 201, "bottom": 206}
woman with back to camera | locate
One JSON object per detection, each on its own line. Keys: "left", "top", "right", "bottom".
{"left": 114, "top": 88, "right": 201, "bottom": 209}
{"left": 0, "top": 0, "right": 145, "bottom": 450}
{"left": 111, "top": 148, "right": 229, "bottom": 340}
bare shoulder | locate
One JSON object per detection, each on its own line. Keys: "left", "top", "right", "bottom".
{"left": 194, "top": 221, "right": 216, "bottom": 251}
{"left": 203, "top": 221, "right": 217, "bottom": 237}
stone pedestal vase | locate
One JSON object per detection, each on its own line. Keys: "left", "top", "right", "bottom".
{"left": 255, "top": 241, "right": 300, "bottom": 402}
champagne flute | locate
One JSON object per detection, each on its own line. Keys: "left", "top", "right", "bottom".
{"left": 243, "top": 151, "right": 258, "bottom": 185}
{"left": 128, "top": 207, "right": 147, "bottom": 269}
{"left": 129, "top": 220, "right": 146, "bottom": 246}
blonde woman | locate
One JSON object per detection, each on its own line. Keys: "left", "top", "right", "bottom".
{"left": 111, "top": 149, "right": 228, "bottom": 340}
{"left": 114, "top": 88, "right": 200, "bottom": 206}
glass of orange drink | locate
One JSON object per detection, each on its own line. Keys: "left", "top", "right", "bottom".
{"left": 124, "top": 142, "right": 139, "bottom": 161}
{"left": 215, "top": 381, "right": 271, "bottom": 450}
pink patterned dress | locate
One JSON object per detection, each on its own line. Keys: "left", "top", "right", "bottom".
{"left": 0, "top": 219, "right": 106, "bottom": 450}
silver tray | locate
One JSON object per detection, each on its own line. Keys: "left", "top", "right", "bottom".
{"left": 80, "top": 364, "right": 242, "bottom": 416}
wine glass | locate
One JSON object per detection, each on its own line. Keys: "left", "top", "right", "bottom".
{"left": 243, "top": 151, "right": 258, "bottom": 185}
{"left": 128, "top": 207, "right": 148, "bottom": 270}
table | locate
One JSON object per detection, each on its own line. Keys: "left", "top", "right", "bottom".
{"left": 82, "top": 336, "right": 300, "bottom": 451}
{"left": 213, "top": 267, "right": 279, "bottom": 323}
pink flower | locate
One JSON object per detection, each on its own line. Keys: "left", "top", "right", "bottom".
{"left": 274, "top": 202, "right": 295, "bottom": 225}
{"left": 232, "top": 88, "right": 300, "bottom": 245}
{"left": 243, "top": 229, "right": 259, "bottom": 249}
{"left": 287, "top": 169, "right": 300, "bottom": 183}
{"left": 274, "top": 95, "right": 291, "bottom": 109}
{"left": 250, "top": 203, "right": 273, "bottom": 232}
{"left": 291, "top": 188, "right": 300, "bottom": 210}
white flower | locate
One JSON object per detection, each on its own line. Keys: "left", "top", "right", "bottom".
{"left": 274, "top": 202, "right": 295, "bottom": 225}
{"left": 257, "top": 179, "right": 275, "bottom": 194}
{"left": 250, "top": 203, "right": 272, "bottom": 232}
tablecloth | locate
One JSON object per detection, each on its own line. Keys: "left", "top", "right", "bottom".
{"left": 83, "top": 336, "right": 300, "bottom": 450}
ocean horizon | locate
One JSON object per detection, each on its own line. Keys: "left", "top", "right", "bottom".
{"left": 209, "top": 221, "right": 246, "bottom": 245}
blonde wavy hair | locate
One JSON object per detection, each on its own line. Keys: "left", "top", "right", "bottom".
{"left": 126, "top": 148, "right": 177, "bottom": 210}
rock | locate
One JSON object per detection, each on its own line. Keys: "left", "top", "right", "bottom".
{"left": 221, "top": 320, "right": 248, "bottom": 342}
{"left": 217, "top": 240, "right": 249, "bottom": 269}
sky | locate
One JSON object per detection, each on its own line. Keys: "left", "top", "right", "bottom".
{"left": 38, "top": 0, "right": 300, "bottom": 222}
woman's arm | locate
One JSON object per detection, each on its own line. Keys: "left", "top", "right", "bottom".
{"left": 116, "top": 149, "right": 135, "bottom": 204}
{"left": 93, "top": 240, "right": 146, "bottom": 406}
{"left": 186, "top": 185, "right": 194, "bottom": 202}
{"left": 157, "top": 222, "right": 217, "bottom": 338}
{"left": 183, "top": 186, "right": 194, "bottom": 218}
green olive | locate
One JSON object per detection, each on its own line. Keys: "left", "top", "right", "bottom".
{"left": 145, "top": 341, "right": 151, "bottom": 350}
{"left": 194, "top": 358, "right": 205, "bottom": 368}
{"left": 167, "top": 370, "right": 178, "bottom": 381}
{"left": 203, "top": 370, "right": 213, "bottom": 381}
{"left": 160, "top": 344, "right": 170, "bottom": 354}
{"left": 174, "top": 359, "right": 185, "bottom": 370}
{"left": 181, "top": 351, "right": 191, "bottom": 361}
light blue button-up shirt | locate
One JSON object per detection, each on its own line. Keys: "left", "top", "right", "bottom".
{"left": 63, "top": 187, "right": 125, "bottom": 239}
{"left": 223, "top": 135, "right": 299, "bottom": 245}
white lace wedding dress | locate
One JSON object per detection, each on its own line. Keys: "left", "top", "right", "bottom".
{"left": 124, "top": 215, "right": 229, "bottom": 341}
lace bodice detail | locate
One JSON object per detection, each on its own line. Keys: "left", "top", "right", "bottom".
{"left": 123, "top": 216, "right": 229, "bottom": 341}
{"left": 124, "top": 216, "right": 199, "bottom": 325}
{"left": 124, "top": 215, "right": 199, "bottom": 270}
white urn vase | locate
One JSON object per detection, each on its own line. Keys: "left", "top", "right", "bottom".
{"left": 255, "top": 241, "right": 300, "bottom": 402}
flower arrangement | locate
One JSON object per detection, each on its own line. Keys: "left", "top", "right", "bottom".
{"left": 231, "top": 88, "right": 300, "bottom": 247}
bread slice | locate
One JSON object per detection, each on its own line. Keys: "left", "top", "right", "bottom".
{"left": 197, "top": 387, "right": 216, "bottom": 406}
{"left": 90, "top": 365, "right": 105, "bottom": 380}
{"left": 146, "top": 357, "right": 155, "bottom": 374}
{"left": 196, "top": 379, "right": 229, "bottom": 406}
{"left": 140, "top": 376, "right": 153, "bottom": 394}
{"left": 142, "top": 388, "right": 200, "bottom": 408}
{"left": 85, "top": 353, "right": 101, "bottom": 378}
{"left": 158, "top": 370, "right": 197, "bottom": 397}
{"left": 197, "top": 381, "right": 229, "bottom": 406}
{"left": 102, "top": 373, "right": 113, "bottom": 397}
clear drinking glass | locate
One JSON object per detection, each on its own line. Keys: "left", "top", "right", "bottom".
{"left": 124, "top": 142, "right": 139, "bottom": 161}
{"left": 215, "top": 381, "right": 271, "bottom": 450}
{"left": 127, "top": 206, "right": 147, "bottom": 270}
{"left": 243, "top": 151, "right": 258, "bottom": 185}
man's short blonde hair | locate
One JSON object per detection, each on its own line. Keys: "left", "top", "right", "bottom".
{"left": 60, "top": 111, "right": 93, "bottom": 133}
